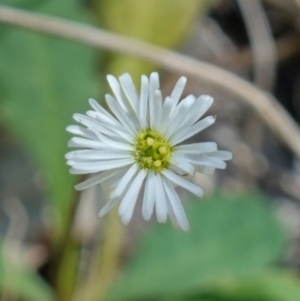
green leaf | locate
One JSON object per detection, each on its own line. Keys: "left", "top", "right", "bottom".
{"left": 198, "top": 271, "right": 300, "bottom": 301}
{"left": 0, "top": 1, "right": 98, "bottom": 241}
{"left": 106, "top": 193, "right": 286, "bottom": 301}
{"left": 0, "top": 243, "right": 56, "bottom": 301}
{"left": 0, "top": 0, "right": 47, "bottom": 10}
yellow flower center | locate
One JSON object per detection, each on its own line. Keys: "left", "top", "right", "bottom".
{"left": 132, "top": 128, "right": 172, "bottom": 172}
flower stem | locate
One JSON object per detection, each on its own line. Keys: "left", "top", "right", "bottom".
{"left": 97, "top": 208, "right": 125, "bottom": 299}
{"left": 74, "top": 207, "right": 125, "bottom": 301}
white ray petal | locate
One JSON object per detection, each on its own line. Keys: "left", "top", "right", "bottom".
{"left": 73, "top": 114, "right": 119, "bottom": 139}
{"left": 71, "top": 158, "right": 134, "bottom": 172}
{"left": 75, "top": 170, "right": 119, "bottom": 191}
{"left": 205, "top": 150, "right": 233, "bottom": 160}
{"left": 88, "top": 98, "right": 109, "bottom": 113}
{"left": 143, "top": 171, "right": 155, "bottom": 221}
{"left": 175, "top": 95, "right": 213, "bottom": 131}
{"left": 149, "top": 94, "right": 155, "bottom": 128}
{"left": 98, "top": 124, "right": 134, "bottom": 143}
{"left": 73, "top": 113, "right": 103, "bottom": 130}
{"left": 170, "top": 157, "right": 195, "bottom": 176}
{"left": 169, "top": 76, "right": 187, "bottom": 114}
{"left": 67, "top": 152, "right": 132, "bottom": 165}
{"left": 170, "top": 116, "right": 216, "bottom": 145}
{"left": 106, "top": 75, "right": 128, "bottom": 112}
{"left": 67, "top": 160, "right": 80, "bottom": 166}
{"left": 152, "top": 89, "right": 163, "bottom": 129}
{"left": 85, "top": 110, "right": 134, "bottom": 143}
{"left": 174, "top": 142, "right": 217, "bottom": 154}
{"left": 98, "top": 197, "right": 120, "bottom": 217}
{"left": 66, "top": 125, "right": 97, "bottom": 140}
{"left": 91, "top": 130, "right": 134, "bottom": 151}
{"left": 141, "top": 173, "right": 150, "bottom": 219}
{"left": 81, "top": 116, "right": 134, "bottom": 143}
{"left": 149, "top": 72, "right": 160, "bottom": 90}
{"left": 88, "top": 98, "right": 121, "bottom": 126}
{"left": 187, "top": 155, "right": 227, "bottom": 169}
{"left": 110, "top": 163, "right": 139, "bottom": 198}
{"left": 149, "top": 73, "right": 160, "bottom": 128}
{"left": 162, "top": 169, "right": 204, "bottom": 198}
{"left": 195, "top": 166, "right": 215, "bottom": 175}
{"left": 120, "top": 189, "right": 140, "bottom": 225}
{"left": 154, "top": 174, "right": 168, "bottom": 223}
{"left": 88, "top": 99, "right": 132, "bottom": 138}
{"left": 160, "top": 96, "right": 173, "bottom": 132}
{"left": 118, "top": 170, "right": 147, "bottom": 221}
{"left": 120, "top": 193, "right": 138, "bottom": 224}
{"left": 119, "top": 73, "right": 139, "bottom": 115}
{"left": 170, "top": 94, "right": 195, "bottom": 120}
{"left": 140, "top": 75, "right": 149, "bottom": 128}
{"left": 106, "top": 94, "right": 138, "bottom": 134}
{"left": 165, "top": 95, "right": 195, "bottom": 138}
{"left": 164, "top": 195, "right": 180, "bottom": 229}
{"left": 65, "top": 150, "right": 131, "bottom": 161}
{"left": 69, "top": 168, "right": 99, "bottom": 175}
{"left": 101, "top": 167, "right": 128, "bottom": 192}
{"left": 162, "top": 178, "right": 189, "bottom": 231}
{"left": 68, "top": 137, "right": 105, "bottom": 149}
{"left": 86, "top": 110, "right": 118, "bottom": 127}
{"left": 88, "top": 98, "right": 103, "bottom": 112}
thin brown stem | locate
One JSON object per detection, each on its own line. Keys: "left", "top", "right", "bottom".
{"left": 238, "top": 0, "right": 277, "bottom": 90}
{"left": 1, "top": 5, "right": 300, "bottom": 157}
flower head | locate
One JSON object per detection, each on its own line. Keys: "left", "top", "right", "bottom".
{"left": 66, "top": 72, "right": 232, "bottom": 231}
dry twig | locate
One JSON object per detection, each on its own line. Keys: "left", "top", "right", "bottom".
{"left": 238, "top": 0, "right": 277, "bottom": 90}
{"left": 216, "top": 32, "right": 300, "bottom": 71}
{"left": 1, "top": 6, "right": 300, "bottom": 158}
{"left": 238, "top": 0, "right": 277, "bottom": 152}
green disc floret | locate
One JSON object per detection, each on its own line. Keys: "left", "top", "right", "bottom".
{"left": 133, "top": 128, "right": 172, "bottom": 172}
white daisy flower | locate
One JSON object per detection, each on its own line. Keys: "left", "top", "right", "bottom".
{"left": 66, "top": 72, "right": 232, "bottom": 231}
